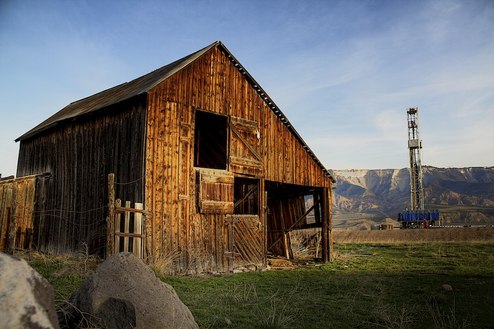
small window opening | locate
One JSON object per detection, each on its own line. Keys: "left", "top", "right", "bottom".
{"left": 194, "top": 111, "right": 228, "bottom": 169}
{"left": 234, "top": 177, "right": 259, "bottom": 215}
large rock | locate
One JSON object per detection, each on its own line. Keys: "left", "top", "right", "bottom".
{"left": 61, "top": 252, "right": 199, "bottom": 329}
{"left": 0, "top": 252, "right": 60, "bottom": 329}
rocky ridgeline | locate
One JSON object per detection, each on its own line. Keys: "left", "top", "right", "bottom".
{"left": 0, "top": 252, "right": 199, "bottom": 329}
{"left": 333, "top": 166, "right": 494, "bottom": 225}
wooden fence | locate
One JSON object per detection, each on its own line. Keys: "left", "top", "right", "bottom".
{"left": 0, "top": 176, "right": 37, "bottom": 252}
{"left": 113, "top": 199, "right": 145, "bottom": 258}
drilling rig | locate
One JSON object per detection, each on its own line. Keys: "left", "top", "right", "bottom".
{"left": 407, "top": 107, "right": 424, "bottom": 211}
{"left": 398, "top": 107, "right": 439, "bottom": 228}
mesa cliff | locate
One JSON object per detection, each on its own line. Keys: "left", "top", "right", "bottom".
{"left": 333, "top": 166, "right": 494, "bottom": 229}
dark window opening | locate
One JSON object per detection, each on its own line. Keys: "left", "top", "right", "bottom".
{"left": 194, "top": 111, "right": 228, "bottom": 169}
{"left": 234, "top": 177, "right": 259, "bottom": 215}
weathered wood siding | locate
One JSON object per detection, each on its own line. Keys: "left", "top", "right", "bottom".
{"left": 145, "top": 46, "right": 332, "bottom": 272}
{"left": 0, "top": 176, "right": 37, "bottom": 251}
{"left": 16, "top": 97, "right": 147, "bottom": 255}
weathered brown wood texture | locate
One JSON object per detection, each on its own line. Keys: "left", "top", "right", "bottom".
{"left": 0, "top": 176, "right": 36, "bottom": 252}
{"left": 16, "top": 97, "right": 147, "bottom": 255}
{"left": 145, "top": 46, "right": 332, "bottom": 272}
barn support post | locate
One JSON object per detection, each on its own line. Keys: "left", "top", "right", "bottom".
{"left": 322, "top": 187, "right": 331, "bottom": 262}
{"left": 329, "top": 186, "right": 334, "bottom": 261}
{"left": 106, "top": 173, "right": 115, "bottom": 258}
{"left": 261, "top": 182, "right": 267, "bottom": 267}
{"left": 278, "top": 200, "right": 290, "bottom": 259}
{"left": 225, "top": 216, "right": 235, "bottom": 273}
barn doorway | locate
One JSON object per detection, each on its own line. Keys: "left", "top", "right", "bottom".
{"left": 265, "top": 182, "right": 325, "bottom": 261}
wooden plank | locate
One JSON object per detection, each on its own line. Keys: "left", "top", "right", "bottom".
{"left": 0, "top": 186, "right": 12, "bottom": 251}
{"left": 124, "top": 201, "right": 131, "bottom": 252}
{"left": 279, "top": 201, "right": 290, "bottom": 259}
{"left": 115, "top": 206, "right": 148, "bottom": 215}
{"left": 170, "top": 101, "right": 180, "bottom": 258}
{"left": 7, "top": 207, "right": 16, "bottom": 254}
{"left": 145, "top": 91, "right": 157, "bottom": 260}
{"left": 155, "top": 96, "right": 165, "bottom": 258}
{"left": 114, "top": 199, "right": 122, "bottom": 254}
{"left": 107, "top": 173, "right": 115, "bottom": 257}
{"left": 134, "top": 202, "right": 143, "bottom": 258}
{"left": 200, "top": 200, "right": 234, "bottom": 214}
{"left": 163, "top": 101, "right": 173, "bottom": 256}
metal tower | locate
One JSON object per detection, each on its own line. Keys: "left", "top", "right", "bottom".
{"left": 407, "top": 107, "right": 424, "bottom": 211}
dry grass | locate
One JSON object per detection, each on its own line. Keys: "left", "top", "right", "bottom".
{"left": 333, "top": 227, "right": 494, "bottom": 244}
{"left": 19, "top": 249, "right": 100, "bottom": 278}
{"left": 149, "top": 247, "right": 216, "bottom": 276}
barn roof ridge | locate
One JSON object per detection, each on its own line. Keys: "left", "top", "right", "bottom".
{"left": 16, "top": 41, "right": 334, "bottom": 181}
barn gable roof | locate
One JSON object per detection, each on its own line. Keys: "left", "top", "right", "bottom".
{"left": 17, "top": 41, "right": 334, "bottom": 182}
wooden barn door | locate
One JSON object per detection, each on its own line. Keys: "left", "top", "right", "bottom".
{"left": 229, "top": 116, "right": 263, "bottom": 177}
{"left": 224, "top": 178, "right": 265, "bottom": 272}
{"left": 225, "top": 215, "right": 264, "bottom": 271}
{"left": 226, "top": 116, "right": 266, "bottom": 271}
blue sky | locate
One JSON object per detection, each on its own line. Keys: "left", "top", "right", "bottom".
{"left": 1, "top": 0, "right": 493, "bottom": 176}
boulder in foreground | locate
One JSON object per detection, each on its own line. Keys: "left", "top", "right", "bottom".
{"left": 60, "top": 252, "right": 199, "bottom": 329}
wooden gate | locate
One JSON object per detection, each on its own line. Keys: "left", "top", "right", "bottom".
{"left": 225, "top": 215, "right": 264, "bottom": 272}
{"left": 107, "top": 173, "right": 147, "bottom": 258}
{"left": 113, "top": 199, "right": 145, "bottom": 258}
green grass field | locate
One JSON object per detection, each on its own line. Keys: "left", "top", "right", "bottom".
{"left": 162, "top": 243, "right": 494, "bottom": 329}
{"left": 27, "top": 242, "right": 494, "bottom": 329}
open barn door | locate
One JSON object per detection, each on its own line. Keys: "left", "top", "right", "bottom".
{"left": 229, "top": 116, "right": 263, "bottom": 176}
{"left": 224, "top": 177, "right": 265, "bottom": 271}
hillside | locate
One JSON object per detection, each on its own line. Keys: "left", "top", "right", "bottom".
{"left": 333, "top": 166, "right": 494, "bottom": 229}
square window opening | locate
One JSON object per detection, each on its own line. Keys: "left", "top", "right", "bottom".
{"left": 234, "top": 177, "right": 259, "bottom": 215}
{"left": 194, "top": 110, "right": 228, "bottom": 169}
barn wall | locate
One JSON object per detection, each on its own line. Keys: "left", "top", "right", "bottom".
{"left": 145, "top": 46, "right": 332, "bottom": 272}
{"left": 16, "top": 96, "right": 147, "bottom": 255}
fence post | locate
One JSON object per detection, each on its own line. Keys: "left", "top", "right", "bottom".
{"left": 107, "top": 173, "right": 115, "bottom": 258}
{"left": 134, "top": 203, "right": 143, "bottom": 258}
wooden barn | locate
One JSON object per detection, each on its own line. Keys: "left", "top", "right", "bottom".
{"left": 11, "top": 41, "right": 335, "bottom": 273}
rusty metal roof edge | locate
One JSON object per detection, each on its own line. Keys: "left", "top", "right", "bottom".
{"left": 217, "top": 42, "right": 335, "bottom": 183}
